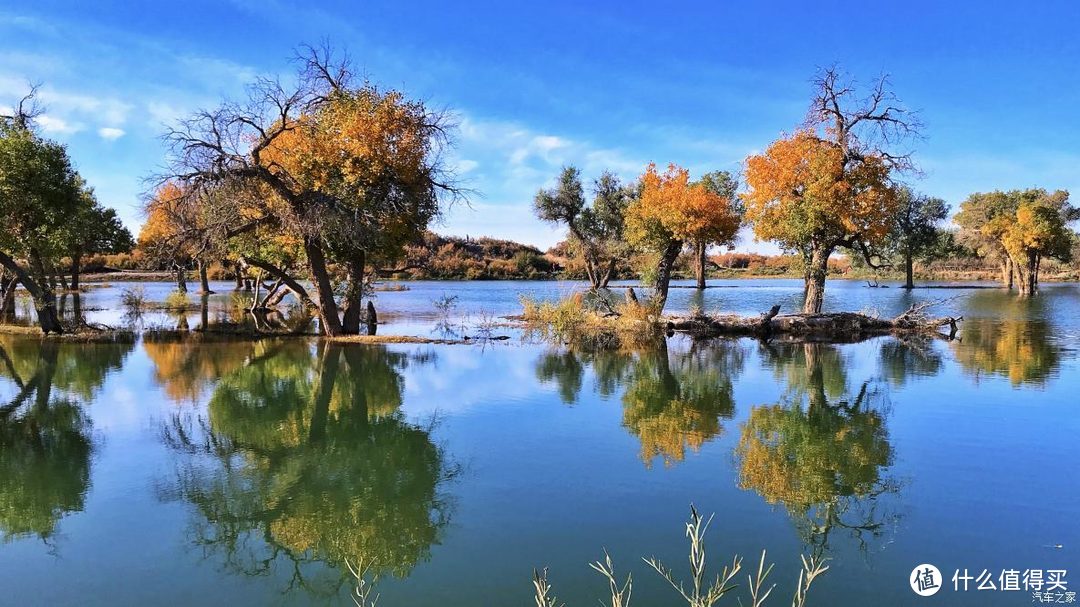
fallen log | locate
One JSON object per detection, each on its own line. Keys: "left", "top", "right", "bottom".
{"left": 668, "top": 302, "right": 961, "bottom": 341}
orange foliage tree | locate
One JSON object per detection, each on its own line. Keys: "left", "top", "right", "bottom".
{"left": 742, "top": 69, "right": 918, "bottom": 314}
{"left": 625, "top": 163, "right": 742, "bottom": 310}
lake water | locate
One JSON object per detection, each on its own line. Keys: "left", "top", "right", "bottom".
{"left": 0, "top": 279, "right": 1077, "bottom": 605}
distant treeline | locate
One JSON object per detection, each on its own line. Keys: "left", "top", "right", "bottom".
{"left": 82, "top": 231, "right": 1080, "bottom": 284}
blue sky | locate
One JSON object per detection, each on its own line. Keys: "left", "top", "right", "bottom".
{"left": 2, "top": 1, "right": 1078, "bottom": 252}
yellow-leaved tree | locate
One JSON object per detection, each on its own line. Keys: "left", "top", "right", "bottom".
{"left": 742, "top": 68, "right": 918, "bottom": 314}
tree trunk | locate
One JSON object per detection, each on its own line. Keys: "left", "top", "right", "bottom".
{"left": 341, "top": 251, "right": 366, "bottom": 335}
{"left": 803, "top": 244, "right": 832, "bottom": 315}
{"left": 1016, "top": 251, "right": 1037, "bottom": 296}
{"left": 303, "top": 238, "right": 343, "bottom": 336}
{"left": 652, "top": 239, "right": 684, "bottom": 312}
{"left": 54, "top": 262, "right": 69, "bottom": 292}
{"left": 197, "top": 259, "right": 214, "bottom": 294}
{"left": 0, "top": 273, "right": 15, "bottom": 322}
{"left": 598, "top": 258, "right": 617, "bottom": 289}
{"left": 583, "top": 255, "right": 599, "bottom": 290}
{"left": 801, "top": 247, "right": 813, "bottom": 301}
{"left": 3, "top": 250, "right": 63, "bottom": 334}
{"left": 694, "top": 240, "right": 707, "bottom": 290}
{"left": 175, "top": 265, "right": 188, "bottom": 294}
{"left": 70, "top": 252, "right": 82, "bottom": 292}
{"left": 1001, "top": 257, "right": 1014, "bottom": 290}
{"left": 903, "top": 249, "right": 914, "bottom": 290}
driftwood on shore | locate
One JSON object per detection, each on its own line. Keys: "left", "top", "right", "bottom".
{"left": 669, "top": 302, "right": 961, "bottom": 341}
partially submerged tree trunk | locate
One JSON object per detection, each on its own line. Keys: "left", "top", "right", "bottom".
{"left": 671, "top": 302, "right": 960, "bottom": 341}
{"left": 1001, "top": 257, "right": 1014, "bottom": 290}
{"left": 1015, "top": 251, "right": 1038, "bottom": 296}
{"left": 694, "top": 240, "right": 707, "bottom": 290}
{"left": 903, "top": 248, "right": 914, "bottom": 290}
{"left": 197, "top": 259, "right": 214, "bottom": 294}
{"left": 652, "top": 239, "right": 683, "bottom": 312}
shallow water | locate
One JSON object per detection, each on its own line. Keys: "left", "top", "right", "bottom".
{"left": 1, "top": 279, "right": 1078, "bottom": 605}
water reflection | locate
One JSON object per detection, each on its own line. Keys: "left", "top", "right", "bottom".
{"left": 878, "top": 337, "right": 944, "bottom": 386}
{"left": 158, "top": 342, "right": 456, "bottom": 597}
{"left": 0, "top": 337, "right": 134, "bottom": 543}
{"left": 953, "top": 318, "right": 1062, "bottom": 386}
{"left": 737, "top": 343, "right": 900, "bottom": 558}
{"left": 536, "top": 340, "right": 745, "bottom": 467}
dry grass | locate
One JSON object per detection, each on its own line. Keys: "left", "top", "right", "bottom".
{"left": 520, "top": 292, "right": 665, "bottom": 350}
{"left": 531, "top": 505, "right": 829, "bottom": 607}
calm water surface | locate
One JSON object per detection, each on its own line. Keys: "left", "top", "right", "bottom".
{"left": 0, "top": 279, "right": 1077, "bottom": 605}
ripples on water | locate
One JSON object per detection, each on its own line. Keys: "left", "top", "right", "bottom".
{"left": 0, "top": 279, "right": 1077, "bottom": 606}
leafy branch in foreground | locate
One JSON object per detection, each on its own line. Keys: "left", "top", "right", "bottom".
{"left": 533, "top": 505, "right": 829, "bottom": 607}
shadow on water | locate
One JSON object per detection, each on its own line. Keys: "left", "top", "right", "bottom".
{"left": 0, "top": 336, "right": 135, "bottom": 544}
{"left": 156, "top": 341, "right": 459, "bottom": 599}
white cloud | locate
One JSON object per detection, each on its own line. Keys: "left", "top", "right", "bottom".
{"left": 98, "top": 126, "right": 125, "bottom": 140}
{"left": 36, "top": 114, "right": 81, "bottom": 134}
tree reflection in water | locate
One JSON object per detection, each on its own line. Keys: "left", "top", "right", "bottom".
{"left": 737, "top": 342, "right": 900, "bottom": 559}
{"left": 535, "top": 339, "right": 746, "bottom": 467}
{"left": 0, "top": 336, "right": 134, "bottom": 543}
{"left": 158, "top": 341, "right": 457, "bottom": 598}
{"left": 949, "top": 291, "right": 1064, "bottom": 387}
{"left": 953, "top": 318, "right": 1061, "bottom": 387}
